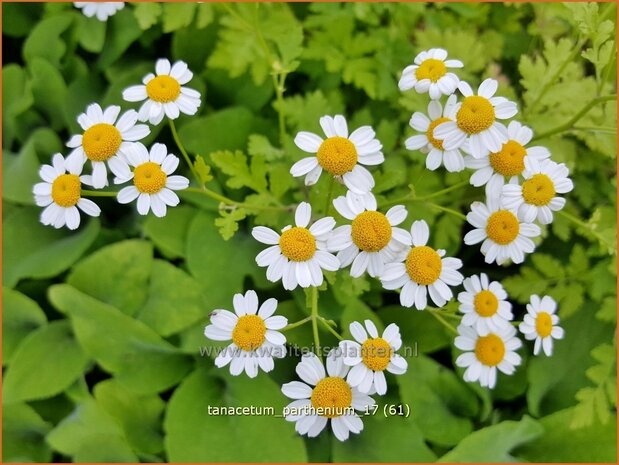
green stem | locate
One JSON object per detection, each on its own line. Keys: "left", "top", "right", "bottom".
{"left": 169, "top": 119, "right": 202, "bottom": 187}
{"left": 557, "top": 209, "right": 613, "bottom": 251}
{"left": 381, "top": 180, "right": 469, "bottom": 208}
{"left": 282, "top": 316, "right": 312, "bottom": 332}
{"left": 427, "top": 308, "right": 459, "bottom": 335}
{"left": 532, "top": 95, "right": 617, "bottom": 141}
{"left": 81, "top": 189, "right": 118, "bottom": 197}
{"left": 428, "top": 202, "right": 467, "bottom": 221}
{"left": 319, "top": 317, "right": 343, "bottom": 341}
{"left": 324, "top": 177, "right": 335, "bottom": 215}
{"left": 185, "top": 186, "right": 291, "bottom": 212}
{"left": 571, "top": 126, "right": 617, "bottom": 134}
{"left": 311, "top": 287, "right": 322, "bottom": 361}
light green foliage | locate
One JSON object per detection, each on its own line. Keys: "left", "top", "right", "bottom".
{"left": 2, "top": 2, "right": 616, "bottom": 463}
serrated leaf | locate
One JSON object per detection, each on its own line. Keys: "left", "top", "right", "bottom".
{"left": 133, "top": 2, "right": 161, "bottom": 30}
{"left": 162, "top": 3, "right": 197, "bottom": 33}
{"left": 194, "top": 155, "right": 214, "bottom": 184}
{"left": 248, "top": 134, "right": 284, "bottom": 161}
{"left": 211, "top": 150, "right": 268, "bottom": 193}
{"left": 214, "top": 208, "right": 247, "bottom": 240}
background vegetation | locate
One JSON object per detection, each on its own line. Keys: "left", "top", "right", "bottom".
{"left": 2, "top": 2, "right": 617, "bottom": 462}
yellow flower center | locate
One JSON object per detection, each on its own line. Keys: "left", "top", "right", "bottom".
{"left": 310, "top": 376, "right": 352, "bottom": 418}
{"left": 522, "top": 174, "right": 556, "bottom": 206}
{"left": 535, "top": 311, "right": 553, "bottom": 338}
{"left": 133, "top": 162, "right": 167, "bottom": 194}
{"left": 474, "top": 290, "right": 499, "bottom": 317}
{"left": 415, "top": 58, "right": 447, "bottom": 82}
{"left": 486, "top": 210, "right": 519, "bottom": 245}
{"left": 405, "top": 245, "right": 442, "bottom": 285}
{"left": 316, "top": 137, "right": 358, "bottom": 176}
{"left": 426, "top": 117, "right": 450, "bottom": 150}
{"left": 456, "top": 96, "right": 495, "bottom": 134}
{"left": 82, "top": 123, "right": 122, "bottom": 161}
{"left": 489, "top": 140, "right": 526, "bottom": 177}
{"left": 146, "top": 75, "right": 181, "bottom": 103}
{"left": 475, "top": 334, "right": 505, "bottom": 367}
{"left": 279, "top": 227, "right": 316, "bottom": 262}
{"left": 231, "top": 315, "right": 266, "bottom": 351}
{"left": 51, "top": 174, "right": 81, "bottom": 207}
{"left": 350, "top": 211, "right": 392, "bottom": 252}
{"left": 361, "top": 337, "right": 393, "bottom": 371}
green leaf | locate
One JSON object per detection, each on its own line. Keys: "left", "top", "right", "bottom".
{"left": 186, "top": 211, "right": 269, "bottom": 309}
{"left": 164, "top": 367, "right": 308, "bottom": 461}
{"left": 196, "top": 3, "right": 214, "bottom": 28}
{"left": 48, "top": 284, "right": 193, "bottom": 394}
{"left": 143, "top": 205, "right": 198, "bottom": 259}
{"left": 97, "top": 9, "right": 143, "bottom": 69}
{"left": 211, "top": 150, "right": 268, "bottom": 193}
{"left": 518, "top": 408, "right": 617, "bottom": 462}
{"left": 2, "top": 288, "right": 47, "bottom": 366}
{"left": 162, "top": 2, "right": 197, "bottom": 33}
{"left": 3, "top": 403, "right": 52, "bottom": 462}
{"left": 398, "top": 354, "right": 477, "bottom": 446}
{"left": 135, "top": 260, "right": 209, "bottom": 337}
{"left": 23, "top": 13, "right": 73, "bottom": 65}
{"left": 194, "top": 155, "right": 214, "bottom": 184}
{"left": 133, "top": 2, "right": 162, "bottom": 29}
{"left": 332, "top": 415, "right": 436, "bottom": 462}
{"left": 3, "top": 141, "right": 40, "bottom": 206}
{"left": 94, "top": 379, "right": 165, "bottom": 455}
{"left": 439, "top": 416, "right": 543, "bottom": 462}
{"left": 3, "top": 203, "right": 100, "bottom": 288}
{"left": 2, "top": 64, "right": 34, "bottom": 147}
{"left": 47, "top": 398, "right": 138, "bottom": 462}
{"left": 248, "top": 134, "right": 284, "bottom": 161}
{"left": 29, "top": 57, "right": 68, "bottom": 129}
{"left": 67, "top": 240, "right": 154, "bottom": 317}
{"left": 76, "top": 15, "right": 106, "bottom": 53}
{"left": 215, "top": 208, "right": 247, "bottom": 240}
{"left": 178, "top": 107, "right": 255, "bottom": 156}
{"left": 3, "top": 321, "right": 89, "bottom": 404}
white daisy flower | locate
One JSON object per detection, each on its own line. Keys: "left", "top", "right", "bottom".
{"left": 251, "top": 202, "right": 339, "bottom": 291}
{"left": 290, "top": 115, "right": 383, "bottom": 194}
{"left": 339, "top": 320, "right": 407, "bottom": 395}
{"left": 327, "top": 191, "right": 410, "bottom": 278}
{"left": 204, "top": 290, "right": 287, "bottom": 378}
{"left": 458, "top": 273, "right": 513, "bottom": 334}
{"left": 33, "top": 153, "right": 101, "bottom": 230}
{"left": 398, "top": 48, "right": 463, "bottom": 99}
{"left": 463, "top": 198, "right": 541, "bottom": 265}
{"left": 380, "top": 220, "right": 464, "bottom": 310}
{"left": 465, "top": 121, "right": 551, "bottom": 198}
{"left": 434, "top": 79, "right": 518, "bottom": 159}
{"left": 65, "top": 103, "right": 150, "bottom": 189}
{"left": 501, "top": 158, "right": 574, "bottom": 225}
{"left": 405, "top": 95, "right": 465, "bottom": 172}
{"left": 519, "top": 294, "right": 564, "bottom": 356}
{"left": 455, "top": 323, "right": 522, "bottom": 389}
{"left": 109, "top": 142, "right": 189, "bottom": 217}
{"left": 74, "top": 2, "right": 124, "bottom": 21}
{"left": 281, "top": 350, "right": 375, "bottom": 442}
{"left": 122, "top": 59, "right": 201, "bottom": 125}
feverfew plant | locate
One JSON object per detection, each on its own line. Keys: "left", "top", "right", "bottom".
{"left": 6, "top": 2, "right": 615, "bottom": 462}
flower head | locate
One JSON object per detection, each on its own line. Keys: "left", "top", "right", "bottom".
{"left": 33, "top": 153, "right": 101, "bottom": 230}
{"left": 434, "top": 79, "right": 518, "bottom": 159}
{"left": 519, "top": 295, "right": 564, "bottom": 356}
{"left": 204, "top": 290, "right": 287, "bottom": 378}
{"left": 328, "top": 192, "right": 410, "bottom": 278}
{"left": 281, "top": 350, "right": 375, "bottom": 441}
{"left": 398, "top": 48, "right": 463, "bottom": 99}
{"left": 340, "top": 320, "right": 407, "bottom": 395}
{"left": 465, "top": 121, "right": 551, "bottom": 198}
{"left": 110, "top": 142, "right": 189, "bottom": 217}
{"left": 290, "top": 115, "right": 383, "bottom": 194}
{"left": 252, "top": 202, "right": 339, "bottom": 290}
{"left": 455, "top": 324, "right": 522, "bottom": 389}
{"left": 501, "top": 158, "right": 573, "bottom": 225}
{"left": 464, "top": 198, "right": 541, "bottom": 265}
{"left": 122, "top": 59, "right": 201, "bottom": 125}
{"left": 74, "top": 2, "right": 124, "bottom": 21}
{"left": 458, "top": 273, "right": 513, "bottom": 334}
{"left": 65, "top": 103, "right": 150, "bottom": 189}
{"left": 406, "top": 95, "right": 465, "bottom": 172}
{"left": 380, "top": 220, "right": 464, "bottom": 310}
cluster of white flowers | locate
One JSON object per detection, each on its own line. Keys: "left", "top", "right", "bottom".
{"left": 74, "top": 2, "right": 124, "bottom": 22}
{"left": 33, "top": 59, "right": 200, "bottom": 229}
{"left": 201, "top": 48, "right": 572, "bottom": 440}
